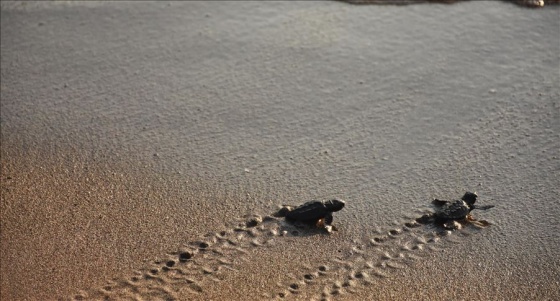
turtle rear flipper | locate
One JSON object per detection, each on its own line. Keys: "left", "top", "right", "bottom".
{"left": 274, "top": 206, "right": 293, "bottom": 217}
{"left": 416, "top": 214, "right": 435, "bottom": 224}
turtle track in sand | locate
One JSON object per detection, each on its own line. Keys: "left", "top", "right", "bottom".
{"left": 69, "top": 209, "right": 491, "bottom": 301}
{"left": 69, "top": 213, "right": 300, "bottom": 301}
{"left": 274, "top": 213, "right": 492, "bottom": 301}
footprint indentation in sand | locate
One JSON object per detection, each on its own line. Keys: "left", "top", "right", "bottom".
{"left": 179, "top": 251, "right": 193, "bottom": 262}
{"left": 278, "top": 215, "right": 492, "bottom": 300}
{"left": 71, "top": 207, "right": 491, "bottom": 301}
{"left": 71, "top": 211, "right": 318, "bottom": 300}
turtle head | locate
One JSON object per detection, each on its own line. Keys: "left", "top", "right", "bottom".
{"left": 325, "top": 199, "right": 345, "bottom": 212}
{"left": 461, "top": 191, "right": 478, "bottom": 208}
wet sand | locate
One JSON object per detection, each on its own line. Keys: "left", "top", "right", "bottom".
{"left": 1, "top": 1, "right": 559, "bottom": 300}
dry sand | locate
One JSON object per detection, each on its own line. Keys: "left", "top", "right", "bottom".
{"left": 1, "top": 1, "right": 559, "bottom": 300}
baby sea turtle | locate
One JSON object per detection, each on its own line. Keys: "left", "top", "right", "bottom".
{"left": 417, "top": 192, "right": 494, "bottom": 229}
{"left": 277, "top": 199, "right": 345, "bottom": 232}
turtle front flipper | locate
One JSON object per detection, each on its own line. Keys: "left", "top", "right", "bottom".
{"left": 472, "top": 219, "right": 492, "bottom": 228}
{"left": 323, "top": 213, "right": 338, "bottom": 233}
{"left": 315, "top": 215, "right": 338, "bottom": 233}
{"left": 319, "top": 213, "right": 338, "bottom": 233}
{"left": 432, "top": 199, "right": 448, "bottom": 206}
{"left": 472, "top": 204, "right": 494, "bottom": 211}
{"left": 442, "top": 220, "right": 462, "bottom": 230}
{"left": 323, "top": 213, "right": 334, "bottom": 225}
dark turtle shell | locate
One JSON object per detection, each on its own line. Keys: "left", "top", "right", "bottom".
{"left": 435, "top": 199, "right": 470, "bottom": 220}
{"left": 285, "top": 199, "right": 345, "bottom": 223}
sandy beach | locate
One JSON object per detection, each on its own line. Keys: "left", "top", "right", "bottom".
{"left": 1, "top": 1, "right": 559, "bottom": 300}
